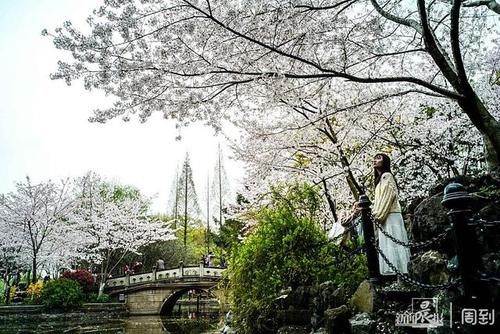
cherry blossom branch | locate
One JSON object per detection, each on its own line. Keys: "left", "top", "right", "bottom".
{"left": 182, "top": 0, "right": 462, "bottom": 99}
{"left": 438, "top": 0, "right": 500, "bottom": 14}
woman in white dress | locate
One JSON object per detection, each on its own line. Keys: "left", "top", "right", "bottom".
{"left": 372, "top": 153, "right": 410, "bottom": 276}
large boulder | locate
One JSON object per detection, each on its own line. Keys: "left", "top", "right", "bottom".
{"left": 312, "top": 281, "right": 345, "bottom": 314}
{"left": 324, "top": 305, "right": 351, "bottom": 334}
{"left": 411, "top": 175, "right": 500, "bottom": 256}
{"left": 350, "top": 280, "right": 376, "bottom": 314}
{"left": 274, "top": 285, "right": 316, "bottom": 310}
{"left": 349, "top": 313, "right": 375, "bottom": 334}
{"left": 310, "top": 282, "right": 345, "bottom": 330}
{"left": 477, "top": 201, "right": 500, "bottom": 254}
{"left": 482, "top": 252, "right": 500, "bottom": 276}
{"left": 408, "top": 250, "right": 449, "bottom": 285}
{"left": 411, "top": 194, "right": 454, "bottom": 256}
{"left": 276, "top": 309, "right": 311, "bottom": 326}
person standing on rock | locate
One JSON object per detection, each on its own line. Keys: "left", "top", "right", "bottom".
{"left": 372, "top": 153, "right": 410, "bottom": 276}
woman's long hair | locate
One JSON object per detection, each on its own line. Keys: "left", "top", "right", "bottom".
{"left": 373, "top": 153, "right": 392, "bottom": 188}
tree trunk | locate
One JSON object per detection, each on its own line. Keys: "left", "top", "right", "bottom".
{"left": 98, "top": 281, "right": 106, "bottom": 298}
{"left": 32, "top": 256, "right": 37, "bottom": 284}
{"left": 458, "top": 90, "right": 500, "bottom": 175}
{"left": 184, "top": 163, "right": 188, "bottom": 251}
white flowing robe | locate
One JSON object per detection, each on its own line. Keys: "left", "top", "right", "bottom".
{"left": 373, "top": 172, "right": 410, "bottom": 275}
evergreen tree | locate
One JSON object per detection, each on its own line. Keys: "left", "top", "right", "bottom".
{"left": 168, "top": 153, "right": 201, "bottom": 248}
{"left": 210, "top": 145, "right": 231, "bottom": 227}
{"left": 167, "top": 166, "right": 181, "bottom": 230}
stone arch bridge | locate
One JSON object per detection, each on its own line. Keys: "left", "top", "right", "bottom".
{"left": 105, "top": 263, "right": 225, "bottom": 315}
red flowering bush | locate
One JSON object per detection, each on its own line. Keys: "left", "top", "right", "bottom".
{"left": 61, "top": 270, "right": 96, "bottom": 292}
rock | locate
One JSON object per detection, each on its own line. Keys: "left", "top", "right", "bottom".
{"left": 412, "top": 194, "right": 454, "bottom": 255}
{"left": 324, "top": 305, "right": 351, "bottom": 334}
{"left": 276, "top": 325, "right": 309, "bottom": 334}
{"left": 276, "top": 309, "right": 311, "bottom": 326}
{"left": 477, "top": 202, "right": 500, "bottom": 253}
{"left": 349, "top": 313, "right": 375, "bottom": 334}
{"left": 311, "top": 281, "right": 345, "bottom": 322}
{"left": 409, "top": 250, "right": 449, "bottom": 285}
{"left": 319, "top": 281, "right": 345, "bottom": 308}
{"left": 224, "top": 310, "right": 233, "bottom": 325}
{"left": 256, "top": 313, "right": 277, "bottom": 334}
{"left": 477, "top": 200, "right": 500, "bottom": 222}
{"left": 350, "top": 280, "right": 376, "bottom": 314}
{"left": 311, "top": 282, "right": 343, "bottom": 330}
{"left": 221, "top": 325, "right": 237, "bottom": 334}
{"left": 482, "top": 252, "right": 500, "bottom": 275}
{"left": 312, "top": 328, "right": 327, "bottom": 334}
{"left": 277, "top": 286, "right": 316, "bottom": 310}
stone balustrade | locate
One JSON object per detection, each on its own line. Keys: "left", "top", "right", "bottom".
{"left": 105, "top": 264, "right": 225, "bottom": 289}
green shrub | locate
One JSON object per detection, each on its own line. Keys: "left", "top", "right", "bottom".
{"left": 84, "top": 292, "right": 110, "bottom": 303}
{"left": 96, "top": 293, "right": 110, "bottom": 303}
{"left": 228, "top": 183, "right": 366, "bottom": 333}
{"left": 39, "top": 278, "right": 83, "bottom": 310}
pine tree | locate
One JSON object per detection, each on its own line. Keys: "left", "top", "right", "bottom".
{"left": 167, "top": 167, "right": 181, "bottom": 230}
{"left": 210, "top": 145, "right": 231, "bottom": 227}
{"left": 167, "top": 153, "right": 201, "bottom": 248}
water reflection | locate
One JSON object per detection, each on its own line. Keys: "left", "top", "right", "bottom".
{"left": 0, "top": 311, "right": 221, "bottom": 334}
{"left": 126, "top": 315, "right": 220, "bottom": 334}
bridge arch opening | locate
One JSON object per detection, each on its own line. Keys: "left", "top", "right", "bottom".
{"left": 160, "top": 287, "right": 216, "bottom": 316}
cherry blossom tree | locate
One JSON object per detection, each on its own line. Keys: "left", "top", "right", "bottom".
{"left": 0, "top": 219, "right": 23, "bottom": 297}
{"left": 71, "top": 172, "right": 175, "bottom": 295}
{"left": 230, "top": 85, "right": 487, "bottom": 231}
{"left": 44, "top": 0, "right": 500, "bottom": 172}
{"left": 0, "top": 177, "right": 75, "bottom": 283}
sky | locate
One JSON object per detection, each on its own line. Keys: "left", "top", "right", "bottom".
{"left": 0, "top": 0, "right": 244, "bottom": 213}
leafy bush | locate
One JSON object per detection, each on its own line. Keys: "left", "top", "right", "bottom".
{"left": 228, "top": 183, "right": 366, "bottom": 333}
{"left": 61, "top": 270, "right": 95, "bottom": 292}
{"left": 9, "top": 286, "right": 16, "bottom": 301}
{"left": 85, "top": 292, "right": 110, "bottom": 303}
{"left": 27, "top": 281, "right": 44, "bottom": 301}
{"left": 85, "top": 292, "right": 98, "bottom": 302}
{"left": 39, "top": 278, "right": 83, "bottom": 310}
{"left": 96, "top": 293, "right": 110, "bottom": 303}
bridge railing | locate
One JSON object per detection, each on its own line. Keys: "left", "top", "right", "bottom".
{"left": 105, "top": 262, "right": 225, "bottom": 289}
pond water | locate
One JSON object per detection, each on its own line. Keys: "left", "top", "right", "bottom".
{"left": 1, "top": 315, "right": 222, "bottom": 334}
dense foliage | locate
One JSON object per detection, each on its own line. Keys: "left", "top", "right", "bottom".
{"left": 39, "top": 278, "right": 83, "bottom": 310}
{"left": 228, "top": 184, "right": 366, "bottom": 333}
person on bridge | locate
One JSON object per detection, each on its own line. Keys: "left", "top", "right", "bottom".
{"left": 208, "top": 252, "right": 215, "bottom": 267}
{"left": 156, "top": 258, "right": 165, "bottom": 270}
{"left": 372, "top": 153, "right": 410, "bottom": 276}
{"left": 220, "top": 254, "right": 226, "bottom": 268}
